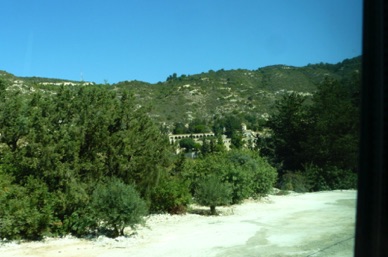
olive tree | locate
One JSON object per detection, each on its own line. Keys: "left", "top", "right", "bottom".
{"left": 195, "top": 175, "right": 232, "bottom": 215}
{"left": 91, "top": 178, "right": 148, "bottom": 237}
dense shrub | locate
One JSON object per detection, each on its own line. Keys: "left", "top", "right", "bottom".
{"left": 279, "top": 164, "right": 357, "bottom": 193}
{"left": 150, "top": 176, "right": 192, "bottom": 214}
{"left": 51, "top": 181, "right": 90, "bottom": 227}
{"left": 0, "top": 85, "right": 174, "bottom": 240}
{"left": 280, "top": 171, "right": 311, "bottom": 192}
{"left": 182, "top": 153, "right": 251, "bottom": 204}
{"left": 330, "top": 167, "right": 357, "bottom": 189}
{"left": 195, "top": 175, "right": 232, "bottom": 215}
{"left": 181, "top": 155, "right": 226, "bottom": 195}
{"left": 61, "top": 204, "right": 97, "bottom": 237}
{"left": 221, "top": 165, "right": 253, "bottom": 204}
{"left": 0, "top": 175, "right": 54, "bottom": 240}
{"left": 225, "top": 150, "right": 277, "bottom": 198}
{"left": 304, "top": 164, "right": 357, "bottom": 191}
{"left": 251, "top": 166, "right": 278, "bottom": 196}
{"left": 182, "top": 150, "right": 277, "bottom": 204}
{"left": 179, "top": 138, "right": 200, "bottom": 152}
{"left": 91, "top": 178, "right": 148, "bottom": 237}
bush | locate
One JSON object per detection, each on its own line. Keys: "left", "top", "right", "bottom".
{"left": 195, "top": 175, "right": 232, "bottom": 215}
{"left": 179, "top": 138, "right": 200, "bottom": 152}
{"left": 225, "top": 150, "right": 277, "bottom": 198}
{"left": 181, "top": 155, "right": 225, "bottom": 195}
{"left": 303, "top": 164, "right": 358, "bottom": 191}
{"left": 181, "top": 150, "right": 277, "bottom": 204}
{"left": 61, "top": 206, "right": 97, "bottom": 237}
{"left": 330, "top": 167, "right": 357, "bottom": 189}
{"left": 251, "top": 167, "right": 278, "bottom": 196}
{"left": 150, "top": 176, "right": 192, "bottom": 214}
{"left": 182, "top": 152, "right": 245, "bottom": 204}
{"left": 0, "top": 175, "right": 54, "bottom": 240}
{"left": 51, "top": 180, "right": 91, "bottom": 236}
{"left": 91, "top": 178, "right": 148, "bottom": 237}
{"left": 280, "top": 171, "right": 311, "bottom": 192}
{"left": 248, "top": 155, "right": 278, "bottom": 196}
{"left": 221, "top": 165, "right": 253, "bottom": 204}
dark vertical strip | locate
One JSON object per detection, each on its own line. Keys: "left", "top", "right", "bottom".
{"left": 355, "top": 0, "right": 387, "bottom": 256}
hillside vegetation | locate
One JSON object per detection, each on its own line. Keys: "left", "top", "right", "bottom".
{"left": 1, "top": 56, "right": 360, "bottom": 128}
{"left": 114, "top": 56, "right": 360, "bottom": 126}
{"left": 0, "top": 56, "right": 360, "bottom": 240}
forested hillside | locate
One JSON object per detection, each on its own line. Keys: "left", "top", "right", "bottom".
{"left": 0, "top": 56, "right": 360, "bottom": 240}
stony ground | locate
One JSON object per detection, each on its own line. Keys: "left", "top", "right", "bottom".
{"left": 1, "top": 190, "right": 357, "bottom": 257}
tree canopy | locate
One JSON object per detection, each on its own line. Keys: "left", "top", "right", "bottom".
{"left": 258, "top": 75, "right": 360, "bottom": 190}
{"left": 0, "top": 82, "right": 174, "bottom": 239}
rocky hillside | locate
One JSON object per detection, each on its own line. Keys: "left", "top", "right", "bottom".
{"left": 1, "top": 56, "right": 361, "bottom": 127}
{"left": 114, "top": 56, "right": 361, "bottom": 125}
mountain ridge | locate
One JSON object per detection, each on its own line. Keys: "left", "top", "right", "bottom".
{"left": 1, "top": 55, "right": 361, "bottom": 128}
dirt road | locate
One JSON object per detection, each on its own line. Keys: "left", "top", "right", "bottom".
{"left": 1, "top": 190, "right": 356, "bottom": 257}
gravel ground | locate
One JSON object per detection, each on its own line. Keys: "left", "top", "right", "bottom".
{"left": 0, "top": 190, "right": 357, "bottom": 257}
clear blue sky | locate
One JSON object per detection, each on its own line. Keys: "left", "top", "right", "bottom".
{"left": 1, "top": 0, "right": 363, "bottom": 84}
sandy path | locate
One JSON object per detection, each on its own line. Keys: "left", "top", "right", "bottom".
{"left": 1, "top": 190, "right": 356, "bottom": 257}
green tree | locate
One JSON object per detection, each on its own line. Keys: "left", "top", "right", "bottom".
{"left": 172, "top": 152, "right": 186, "bottom": 174}
{"left": 1, "top": 85, "right": 173, "bottom": 237}
{"left": 150, "top": 174, "right": 191, "bottom": 214}
{"left": 195, "top": 175, "right": 232, "bottom": 215}
{"left": 230, "top": 131, "right": 244, "bottom": 149}
{"left": 91, "top": 178, "right": 147, "bottom": 237}
{"left": 0, "top": 91, "right": 29, "bottom": 152}
{"left": 179, "top": 137, "right": 199, "bottom": 153}
{"left": 208, "top": 137, "right": 225, "bottom": 154}
{"left": 263, "top": 92, "right": 311, "bottom": 171}
{"left": 182, "top": 150, "right": 277, "bottom": 204}
{"left": 173, "top": 122, "right": 188, "bottom": 134}
{"left": 223, "top": 114, "right": 243, "bottom": 138}
{"left": 181, "top": 153, "right": 228, "bottom": 195}
{"left": 0, "top": 79, "right": 5, "bottom": 92}
{"left": 214, "top": 135, "right": 227, "bottom": 153}
{"left": 261, "top": 77, "right": 359, "bottom": 190}
{"left": 166, "top": 73, "right": 178, "bottom": 81}
{"left": 0, "top": 172, "right": 54, "bottom": 240}
{"left": 200, "top": 138, "right": 211, "bottom": 157}
{"left": 102, "top": 91, "right": 173, "bottom": 198}
{"left": 305, "top": 77, "right": 360, "bottom": 171}
{"left": 188, "top": 119, "right": 210, "bottom": 133}
{"left": 224, "top": 149, "right": 277, "bottom": 200}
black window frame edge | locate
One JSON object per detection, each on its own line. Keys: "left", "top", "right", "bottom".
{"left": 355, "top": 0, "right": 388, "bottom": 256}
